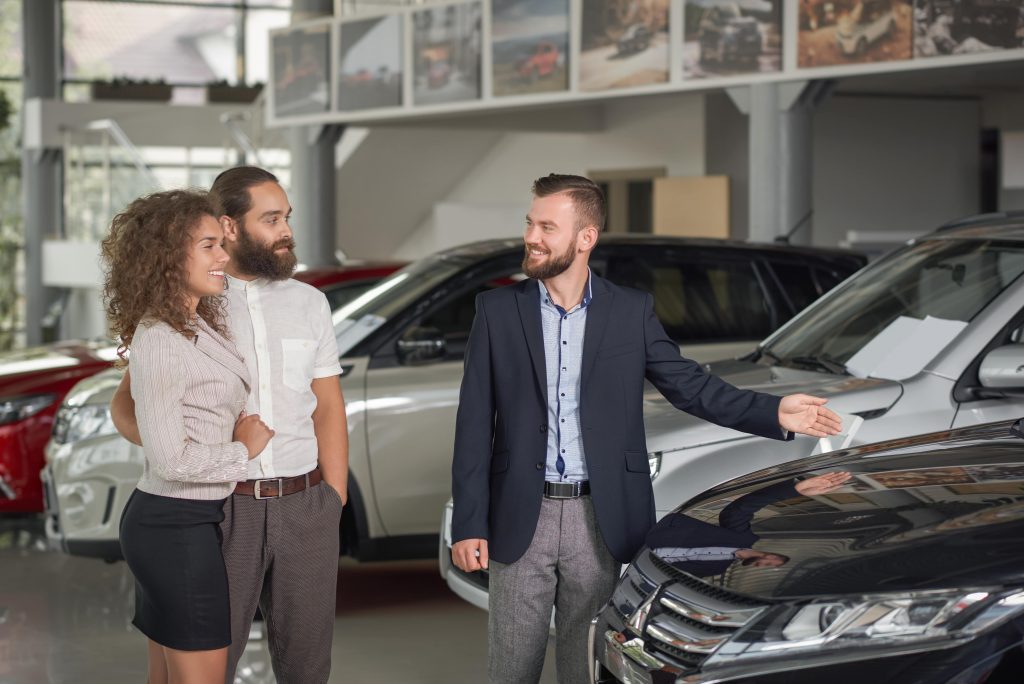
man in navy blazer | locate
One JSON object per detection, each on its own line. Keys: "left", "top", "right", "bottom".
{"left": 451, "top": 174, "right": 841, "bottom": 683}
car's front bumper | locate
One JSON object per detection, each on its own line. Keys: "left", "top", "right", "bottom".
{"left": 43, "top": 435, "right": 141, "bottom": 561}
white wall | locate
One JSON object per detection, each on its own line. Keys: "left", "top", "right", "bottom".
{"left": 812, "top": 95, "right": 982, "bottom": 247}
{"left": 392, "top": 92, "right": 707, "bottom": 256}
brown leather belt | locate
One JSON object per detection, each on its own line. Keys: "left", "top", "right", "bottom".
{"left": 234, "top": 468, "right": 322, "bottom": 499}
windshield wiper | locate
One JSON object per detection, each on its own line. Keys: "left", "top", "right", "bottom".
{"left": 757, "top": 348, "right": 783, "bottom": 365}
{"left": 786, "top": 354, "right": 849, "bottom": 375}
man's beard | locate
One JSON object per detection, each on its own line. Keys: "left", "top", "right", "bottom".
{"left": 521, "top": 240, "right": 576, "bottom": 280}
{"left": 232, "top": 222, "right": 297, "bottom": 281}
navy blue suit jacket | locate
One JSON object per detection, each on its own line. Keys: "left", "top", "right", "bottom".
{"left": 451, "top": 275, "right": 789, "bottom": 565}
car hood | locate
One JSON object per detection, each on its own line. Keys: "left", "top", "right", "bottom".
{"left": 0, "top": 340, "right": 117, "bottom": 393}
{"left": 641, "top": 360, "right": 903, "bottom": 454}
{"left": 648, "top": 421, "right": 1024, "bottom": 601}
{"left": 61, "top": 367, "right": 125, "bottom": 407}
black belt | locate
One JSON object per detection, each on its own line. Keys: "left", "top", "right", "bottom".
{"left": 544, "top": 480, "right": 590, "bottom": 499}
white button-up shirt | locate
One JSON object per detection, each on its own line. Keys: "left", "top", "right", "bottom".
{"left": 224, "top": 273, "right": 342, "bottom": 479}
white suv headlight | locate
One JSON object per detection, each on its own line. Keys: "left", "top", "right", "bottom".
{"left": 52, "top": 403, "right": 117, "bottom": 446}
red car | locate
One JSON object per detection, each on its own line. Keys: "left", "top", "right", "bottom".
{"left": 0, "top": 262, "right": 403, "bottom": 513}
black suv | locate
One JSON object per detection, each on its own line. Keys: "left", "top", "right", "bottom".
{"left": 592, "top": 419, "right": 1024, "bottom": 683}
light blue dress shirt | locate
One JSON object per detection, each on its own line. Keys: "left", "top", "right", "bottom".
{"left": 539, "top": 273, "right": 593, "bottom": 483}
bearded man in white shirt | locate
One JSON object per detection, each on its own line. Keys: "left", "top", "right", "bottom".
{"left": 112, "top": 166, "right": 348, "bottom": 684}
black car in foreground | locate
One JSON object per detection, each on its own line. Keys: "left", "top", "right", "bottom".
{"left": 591, "top": 419, "right": 1024, "bottom": 684}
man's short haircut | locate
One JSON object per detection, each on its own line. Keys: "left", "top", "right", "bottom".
{"left": 532, "top": 173, "right": 606, "bottom": 232}
{"left": 210, "top": 166, "right": 279, "bottom": 221}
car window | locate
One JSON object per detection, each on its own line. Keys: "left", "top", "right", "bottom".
{"left": 402, "top": 268, "right": 525, "bottom": 361}
{"left": 765, "top": 239, "right": 1024, "bottom": 365}
{"left": 769, "top": 262, "right": 820, "bottom": 313}
{"left": 321, "top": 279, "right": 381, "bottom": 312}
{"left": 603, "top": 252, "right": 772, "bottom": 342}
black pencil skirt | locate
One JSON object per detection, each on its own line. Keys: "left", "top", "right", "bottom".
{"left": 119, "top": 489, "right": 231, "bottom": 651}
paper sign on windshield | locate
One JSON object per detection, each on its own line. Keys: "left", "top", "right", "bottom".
{"left": 846, "top": 315, "right": 967, "bottom": 381}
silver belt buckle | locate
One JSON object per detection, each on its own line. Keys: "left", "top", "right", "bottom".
{"left": 254, "top": 477, "right": 284, "bottom": 500}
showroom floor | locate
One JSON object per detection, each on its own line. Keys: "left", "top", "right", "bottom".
{"left": 0, "top": 518, "right": 557, "bottom": 683}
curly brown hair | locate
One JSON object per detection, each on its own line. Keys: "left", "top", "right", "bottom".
{"left": 101, "top": 189, "right": 228, "bottom": 364}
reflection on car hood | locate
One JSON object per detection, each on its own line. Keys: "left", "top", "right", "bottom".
{"left": 641, "top": 360, "right": 903, "bottom": 454}
{"left": 653, "top": 421, "right": 1024, "bottom": 601}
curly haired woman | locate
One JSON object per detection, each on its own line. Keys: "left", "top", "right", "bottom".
{"left": 101, "top": 189, "right": 273, "bottom": 684}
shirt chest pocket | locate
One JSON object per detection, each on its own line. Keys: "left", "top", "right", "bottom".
{"left": 281, "top": 338, "right": 316, "bottom": 393}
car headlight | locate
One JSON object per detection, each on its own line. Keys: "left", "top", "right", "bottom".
{"left": 0, "top": 394, "right": 57, "bottom": 426}
{"left": 720, "top": 588, "right": 1024, "bottom": 661}
{"left": 52, "top": 403, "right": 117, "bottom": 445}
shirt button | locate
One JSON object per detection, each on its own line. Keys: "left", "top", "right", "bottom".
{"left": 539, "top": 424, "right": 547, "bottom": 433}
{"left": 561, "top": 449, "right": 565, "bottom": 453}
{"left": 561, "top": 393, "right": 565, "bottom": 397}
{"left": 562, "top": 341, "right": 567, "bottom": 345}
{"left": 536, "top": 462, "right": 544, "bottom": 470}
{"left": 561, "top": 419, "right": 565, "bottom": 423}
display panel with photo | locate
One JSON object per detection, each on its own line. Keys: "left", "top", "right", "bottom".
{"left": 337, "top": 15, "right": 403, "bottom": 111}
{"left": 412, "top": 1, "right": 483, "bottom": 106}
{"left": 272, "top": 24, "right": 331, "bottom": 118}
{"left": 798, "top": 0, "right": 913, "bottom": 68}
{"left": 580, "top": 0, "right": 671, "bottom": 91}
{"left": 683, "top": 0, "right": 783, "bottom": 78}
{"left": 492, "top": 0, "right": 569, "bottom": 97}
{"left": 914, "top": 0, "right": 1024, "bottom": 57}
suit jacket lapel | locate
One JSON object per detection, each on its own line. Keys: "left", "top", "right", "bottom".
{"left": 192, "top": 316, "right": 251, "bottom": 393}
{"left": 581, "top": 276, "right": 612, "bottom": 386}
{"left": 514, "top": 280, "right": 547, "bottom": 405}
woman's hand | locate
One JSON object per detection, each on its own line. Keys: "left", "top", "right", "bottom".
{"left": 233, "top": 412, "right": 274, "bottom": 459}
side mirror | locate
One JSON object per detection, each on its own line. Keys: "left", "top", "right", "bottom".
{"left": 397, "top": 326, "right": 446, "bottom": 365}
{"left": 979, "top": 345, "right": 1024, "bottom": 390}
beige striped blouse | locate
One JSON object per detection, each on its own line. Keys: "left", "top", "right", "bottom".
{"left": 130, "top": 316, "right": 251, "bottom": 500}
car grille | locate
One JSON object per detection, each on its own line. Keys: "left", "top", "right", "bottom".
{"left": 615, "top": 549, "right": 769, "bottom": 673}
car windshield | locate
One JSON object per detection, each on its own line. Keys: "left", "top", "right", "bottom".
{"left": 332, "top": 252, "right": 474, "bottom": 355}
{"left": 762, "top": 238, "right": 1024, "bottom": 368}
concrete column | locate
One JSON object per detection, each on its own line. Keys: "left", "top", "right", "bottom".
{"left": 288, "top": 0, "right": 338, "bottom": 268}
{"left": 21, "top": 0, "right": 63, "bottom": 344}
{"left": 727, "top": 81, "right": 832, "bottom": 244}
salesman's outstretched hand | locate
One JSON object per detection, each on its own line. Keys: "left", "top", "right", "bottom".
{"left": 452, "top": 538, "right": 489, "bottom": 572}
{"left": 778, "top": 394, "right": 842, "bottom": 437}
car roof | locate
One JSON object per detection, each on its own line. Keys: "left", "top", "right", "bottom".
{"left": 293, "top": 261, "right": 406, "bottom": 288}
{"left": 436, "top": 235, "right": 863, "bottom": 262}
{"left": 931, "top": 211, "right": 1024, "bottom": 240}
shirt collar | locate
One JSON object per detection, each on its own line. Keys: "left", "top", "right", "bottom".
{"left": 538, "top": 268, "right": 593, "bottom": 313}
{"left": 225, "top": 273, "right": 266, "bottom": 290}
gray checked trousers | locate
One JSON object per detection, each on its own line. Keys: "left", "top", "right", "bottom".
{"left": 220, "top": 480, "right": 343, "bottom": 684}
{"left": 488, "top": 495, "right": 621, "bottom": 684}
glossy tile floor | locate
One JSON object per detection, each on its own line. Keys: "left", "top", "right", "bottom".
{"left": 0, "top": 518, "right": 557, "bottom": 683}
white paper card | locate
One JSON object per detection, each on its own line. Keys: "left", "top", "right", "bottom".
{"left": 814, "top": 413, "right": 864, "bottom": 455}
{"left": 845, "top": 315, "right": 967, "bottom": 381}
